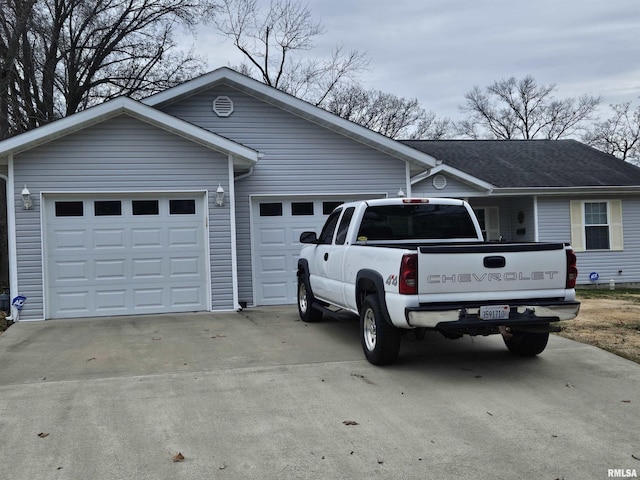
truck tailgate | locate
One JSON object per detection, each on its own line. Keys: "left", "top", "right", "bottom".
{"left": 417, "top": 243, "right": 569, "bottom": 300}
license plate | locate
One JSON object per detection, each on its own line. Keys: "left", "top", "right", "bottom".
{"left": 479, "top": 305, "right": 510, "bottom": 320}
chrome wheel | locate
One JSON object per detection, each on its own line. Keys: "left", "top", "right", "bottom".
{"left": 298, "top": 281, "right": 308, "bottom": 314}
{"left": 363, "top": 307, "right": 377, "bottom": 351}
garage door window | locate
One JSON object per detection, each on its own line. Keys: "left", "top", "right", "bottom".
{"left": 94, "top": 200, "right": 122, "bottom": 216}
{"left": 323, "top": 201, "right": 343, "bottom": 215}
{"left": 55, "top": 201, "right": 84, "bottom": 217}
{"left": 170, "top": 199, "right": 196, "bottom": 215}
{"left": 132, "top": 200, "right": 159, "bottom": 215}
{"left": 292, "top": 202, "right": 314, "bottom": 216}
{"left": 260, "top": 203, "right": 283, "bottom": 217}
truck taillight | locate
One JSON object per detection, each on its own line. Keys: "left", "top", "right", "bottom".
{"left": 566, "top": 249, "right": 578, "bottom": 289}
{"left": 399, "top": 254, "right": 418, "bottom": 295}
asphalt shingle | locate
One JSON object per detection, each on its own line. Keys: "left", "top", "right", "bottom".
{"left": 400, "top": 139, "right": 640, "bottom": 188}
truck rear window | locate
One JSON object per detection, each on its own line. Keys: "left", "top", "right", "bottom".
{"left": 357, "top": 204, "right": 478, "bottom": 240}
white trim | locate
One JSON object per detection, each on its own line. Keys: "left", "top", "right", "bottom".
{"left": 405, "top": 163, "right": 412, "bottom": 197}
{"left": 0, "top": 97, "right": 260, "bottom": 166}
{"left": 411, "top": 164, "right": 495, "bottom": 192}
{"left": 142, "top": 67, "right": 438, "bottom": 169}
{"left": 533, "top": 196, "right": 539, "bottom": 242}
{"left": 5, "top": 156, "right": 18, "bottom": 306}
{"left": 228, "top": 155, "right": 241, "bottom": 311}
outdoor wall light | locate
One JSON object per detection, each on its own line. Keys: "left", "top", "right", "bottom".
{"left": 397, "top": 188, "right": 406, "bottom": 198}
{"left": 21, "top": 185, "right": 33, "bottom": 210}
{"left": 215, "top": 183, "right": 225, "bottom": 207}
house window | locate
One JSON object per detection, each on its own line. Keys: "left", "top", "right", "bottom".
{"left": 584, "top": 202, "right": 610, "bottom": 250}
{"left": 570, "top": 200, "right": 623, "bottom": 252}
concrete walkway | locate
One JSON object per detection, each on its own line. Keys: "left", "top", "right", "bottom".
{"left": 0, "top": 307, "right": 638, "bottom": 479}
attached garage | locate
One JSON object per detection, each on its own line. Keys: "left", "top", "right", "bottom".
{"left": 251, "top": 194, "right": 383, "bottom": 305}
{"left": 43, "top": 193, "right": 209, "bottom": 319}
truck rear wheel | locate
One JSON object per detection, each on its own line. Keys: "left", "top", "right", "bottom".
{"left": 360, "top": 295, "right": 401, "bottom": 365}
{"left": 297, "top": 274, "right": 323, "bottom": 322}
{"left": 503, "top": 330, "right": 549, "bottom": 356}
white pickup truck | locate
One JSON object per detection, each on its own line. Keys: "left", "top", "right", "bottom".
{"left": 297, "top": 198, "right": 580, "bottom": 365}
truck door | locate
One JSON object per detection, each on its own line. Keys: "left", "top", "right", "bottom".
{"left": 326, "top": 207, "right": 356, "bottom": 307}
{"left": 309, "top": 208, "right": 341, "bottom": 303}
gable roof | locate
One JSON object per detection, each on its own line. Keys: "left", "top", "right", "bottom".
{"left": 401, "top": 139, "right": 640, "bottom": 192}
{"left": 142, "top": 67, "right": 438, "bottom": 170}
{"left": 0, "top": 97, "right": 260, "bottom": 167}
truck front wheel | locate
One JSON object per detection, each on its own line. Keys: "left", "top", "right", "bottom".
{"left": 503, "top": 330, "right": 549, "bottom": 356}
{"left": 360, "top": 295, "right": 401, "bottom": 365}
{"left": 297, "top": 274, "right": 323, "bottom": 322}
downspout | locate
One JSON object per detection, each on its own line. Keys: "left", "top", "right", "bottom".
{"left": 2, "top": 155, "right": 19, "bottom": 321}
{"left": 533, "top": 196, "right": 539, "bottom": 242}
{"left": 228, "top": 154, "right": 242, "bottom": 311}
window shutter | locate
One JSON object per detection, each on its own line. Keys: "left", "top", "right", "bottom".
{"left": 609, "top": 199, "right": 623, "bottom": 251}
{"left": 569, "top": 200, "right": 584, "bottom": 252}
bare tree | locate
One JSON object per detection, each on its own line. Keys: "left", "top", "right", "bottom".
{"left": 582, "top": 101, "right": 640, "bottom": 165}
{"left": 457, "top": 75, "right": 601, "bottom": 140}
{"left": 324, "top": 83, "right": 452, "bottom": 139}
{"left": 0, "top": 0, "right": 215, "bottom": 138}
{"left": 212, "top": 0, "right": 368, "bottom": 106}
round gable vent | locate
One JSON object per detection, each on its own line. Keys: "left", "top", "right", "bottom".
{"left": 213, "top": 96, "right": 234, "bottom": 117}
{"left": 432, "top": 174, "right": 447, "bottom": 190}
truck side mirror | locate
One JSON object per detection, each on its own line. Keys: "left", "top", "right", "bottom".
{"left": 299, "top": 231, "right": 318, "bottom": 244}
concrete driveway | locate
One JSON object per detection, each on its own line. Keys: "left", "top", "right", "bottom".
{"left": 0, "top": 307, "right": 638, "bottom": 480}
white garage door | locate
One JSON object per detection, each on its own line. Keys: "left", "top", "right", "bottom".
{"left": 44, "top": 194, "right": 208, "bottom": 319}
{"left": 252, "top": 195, "right": 382, "bottom": 305}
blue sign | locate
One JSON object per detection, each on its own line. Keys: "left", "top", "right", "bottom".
{"left": 589, "top": 272, "right": 599, "bottom": 282}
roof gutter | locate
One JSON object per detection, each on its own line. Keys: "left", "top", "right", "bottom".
{"left": 490, "top": 186, "right": 640, "bottom": 196}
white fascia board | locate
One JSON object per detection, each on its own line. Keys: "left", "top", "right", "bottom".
{"left": 0, "top": 96, "right": 259, "bottom": 166}
{"left": 411, "top": 164, "right": 495, "bottom": 191}
{"left": 143, "top": 67, "right": 438, "bottom": 169}
{"left": 491, "top": 186, "right": 640, "bottom": 196}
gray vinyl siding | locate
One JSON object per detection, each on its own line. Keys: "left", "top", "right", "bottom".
{"left": 412, "top": 174, "right": 486, "bottom": 198}
{"left": 537, "top": 196, "right": 640, "bottom": 286}
{"left": 160, "top": 85, "right": 408, "bottom": 305}
{"left": 13, "top": 115, "right": 232, "bottom": 319}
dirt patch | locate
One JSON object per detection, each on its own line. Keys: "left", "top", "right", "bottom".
{"left": 556, "top": 294, "right": 640, "bottom": 364}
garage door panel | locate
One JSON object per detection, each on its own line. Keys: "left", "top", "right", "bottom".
{"left": 95, "top": 259, "right": 126, "bottom": 280}
{"left": 96, "top": 290, "right": 127, "bottom": 310}
{"left": 170, "top": 257, "right": 201, "bottom": 276}
{"left": 259, "top": 228, "right": 286, "bottom": 245}
{"left": 45, "top": 194, "right": 209, "bottom": 319}
{"left": 94, "top": 229, "right": 126, "bottom": 249}
{"left": 53, "top": 229, "right": 88, "bottom": 251}
{"left": 169, "top": 227, "right": 200, "bottom": 246}
{"left": 131, "top": 228, "right": 163, "bottom": 248}
{"left": 132, "top": 258, "right": 164, "bottom": 278}
{"left": 55, "top": 261, "right": 88, "bottom": 282}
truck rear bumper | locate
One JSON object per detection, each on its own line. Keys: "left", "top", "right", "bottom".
{"left": 406, "top": 301, "right": 580, "bottom": 329}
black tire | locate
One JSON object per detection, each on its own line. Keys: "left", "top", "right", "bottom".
{"left": 360, "top": 295, "right": 401, "bottom": 365}
{"left": 297, "top": 273, "right": 323, "bottom": 322}
{"left": 503, "top": 329, "right": 549, "bottom": 356}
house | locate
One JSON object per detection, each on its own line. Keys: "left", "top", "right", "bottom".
{"left": 1, "top": 67, "right": 639, "bottom": 321}
{"left": 402, "top": 140, "right": 640, "bottom": 288}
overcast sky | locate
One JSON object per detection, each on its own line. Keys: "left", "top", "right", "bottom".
{"left": 194, "top": 0, "right": 640, "bottom": 121}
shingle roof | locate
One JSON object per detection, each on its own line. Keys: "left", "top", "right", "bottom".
{"left": 400, "top": 139, "right": 640, "bottom": 188}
